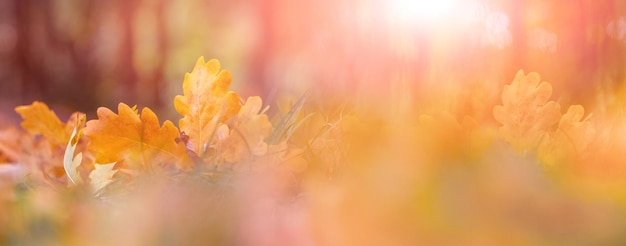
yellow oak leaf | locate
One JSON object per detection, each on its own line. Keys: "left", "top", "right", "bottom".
{"left": 538, "top": 105, "right": 595, "bottom": 165}
{"left": 174, "top": 57, "right": 241, "bottom": 156}
{"left": 493, "top": 70, "right": 561, "bottom": 152}
{"left": 217, "top": 96, "right": 272, "bottom": 163}
{"left": 15, "top": 101, "right": 70, "bottom": 147}
{"left": 556, "top": 105, "right": 595, "bottom": 153}
{"left": 84, "top": 103, "right": 187, "bottom": 169}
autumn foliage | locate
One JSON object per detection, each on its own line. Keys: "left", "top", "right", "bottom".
{"left": 3, "top": 57, "right": 626, "bottom": 244}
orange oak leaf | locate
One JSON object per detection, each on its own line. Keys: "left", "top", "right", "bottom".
{"left": 174, "top": 57, "right": 241, "bottom": 156}
{"left": 493, "top": 70, "right": 561, "bottom": 152}
{"left": 84, "top": 103, "right": 187, "bottom": 169}
{"left": 0, "top": 127, "right": 21, "bottom": 164}
{"left": 15, "top": 101, "right": 71, "bottom": 147}
{"left": 14, "top": 102, "right": 90, "bottom": 186}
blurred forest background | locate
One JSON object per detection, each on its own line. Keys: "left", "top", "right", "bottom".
{"left": 1, "top": 0, "right": 626, "bottom": 123}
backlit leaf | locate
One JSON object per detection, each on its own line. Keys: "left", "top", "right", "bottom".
{"left": 556, "top": 105, "right": 595, "bottom": 153}
{"left": 217, "top": 96, "right": 272, "bottom": 163}
{"left": 493, "top": 70, "right": 561, "bottom": 152}
{"left": 84, "top": 103, "right": 187, "bottom": 169}
{"left": 538, "top": 105, "right": 595, "bottom": 166}
{"left": 15, "top": 101, "right": 70, "bottom": 147}
{"left": 174, "top": 57, "right": 241, "bottom": 156}
{"left": 14, "top": 102, "right": 88, "bottom": 186}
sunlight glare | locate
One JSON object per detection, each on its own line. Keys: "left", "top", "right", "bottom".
{"left": 387, "top": 0, "right": 461, "bottom": 26}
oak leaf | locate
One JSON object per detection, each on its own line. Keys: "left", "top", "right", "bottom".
{"left": 555, "top": 105, "right": 595, "bottom": 153}
{"left": 493, "top": 70, "right": 561, "bottom": 152}
{"left": 14, "top": 102, "right": 88, "bottom": 186}
{"left": 84, "top": 103, "right": 187, "bottom": 169}
{"left": 174, "top": 57, "right": 241, "bottom": 156}
{"left": 217, "top": 96, "right": 272, "bottom": 163}
{"left": 0, "top": 127, "right": 21, "bottom": 164}
{"left": 538, "top": 105, "right": 595, "bottom": 165}
{"left": 15, "top": 101, "right": 71, "bottom": 147}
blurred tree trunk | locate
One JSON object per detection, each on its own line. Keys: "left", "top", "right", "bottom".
{"left": 247, "top": 0, "right": 275, "bottom": 101}
{"left": 119, "top": 0, "right": 138, "bottom": 107}
{"left": 15, "top": 0, "right": 46, "bottom": 104}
